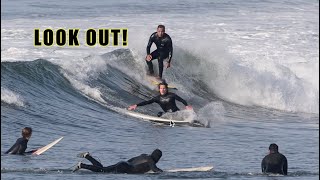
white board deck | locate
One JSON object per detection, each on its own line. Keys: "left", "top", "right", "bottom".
{"left": 32, "top": 137, "right": 63, "bottom": 155}
{"left": 166, "top": 166, "right": 213, "bottom": 172}
{"left": 124, "top": 110, "right": 191, "bottom": 125}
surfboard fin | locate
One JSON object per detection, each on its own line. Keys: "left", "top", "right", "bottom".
{"left": 170, "top": 121, "right": 175, "bottom": 127}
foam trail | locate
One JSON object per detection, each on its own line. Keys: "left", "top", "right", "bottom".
{"left": 197, "top": 101, "right": 226, "bottom": 127}
{"left": 161, "top": 109, "right": 197, "bottom": 123}
{"left": 1, "top": 87, "right": 25, "bottom": 107}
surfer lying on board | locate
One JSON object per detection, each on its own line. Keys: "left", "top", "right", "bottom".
{"left": 146, "top": 25, "right": 173, "bottom": 80}
{"left": 5, "top": 127, "right": 36, "bottom": 155}
{"left": 73, "top": 149, "right": 163, "bottom": 173}
{"left": 128, "top": 81, "right": 193, "bottom": 116}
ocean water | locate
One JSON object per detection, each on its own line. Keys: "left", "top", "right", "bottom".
{"left": 1, "top": 0, "right": 319, "bottom": 179}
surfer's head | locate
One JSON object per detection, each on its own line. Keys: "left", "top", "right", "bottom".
{"left": 157, "top": 25, "right": 165, "bottom": 38}
{"left": 158, "top": 81, "right": 168, "bottom": 95}
{"left": 269, "top": 143, "right": 278, "bottom": 153}
{"left": 151, "top": 149, "right": 162, "bottom": 163}
{"left": 22, "top": 127, "right": 32, "bottom": 139}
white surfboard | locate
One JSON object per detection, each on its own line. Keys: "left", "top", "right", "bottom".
{"left": 32, "top": 137, "right": 63, "bottom": 155}
{"left": 166, "top": 166, "right": 213, "bottom": 172}
{"left": 124, "top": 110, "right": 190, "bottom": 125}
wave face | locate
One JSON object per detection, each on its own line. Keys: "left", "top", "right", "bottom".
{"left": 1, "top": 50, "right": 319, "bottom": 179}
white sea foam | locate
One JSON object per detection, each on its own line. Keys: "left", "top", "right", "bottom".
{"left": 1, "top": 87, "right": 25, "bottom": 107}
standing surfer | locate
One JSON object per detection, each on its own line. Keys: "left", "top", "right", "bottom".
{"left": 145, "top": 25, "right": 173, "bottom": 80}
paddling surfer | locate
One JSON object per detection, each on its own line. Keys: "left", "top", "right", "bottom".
{"left": 5, "top": 127, "right": 36, "bottom": 155}
{"left": 73, "top": 149, "right": 163, "bottom": 173}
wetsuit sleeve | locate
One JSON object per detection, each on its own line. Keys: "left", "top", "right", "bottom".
{"left": 5, "top": 141, "right": 19, "bottom": 154}
{"left": 137, "top": 97, "right": 157, "bottom": 106}
{"left": 174, "top": 94, "right": 188, "bottom": 106}
{"left": 167, "top": 35, "right": 173, "bottom": 63}
{"left": 261, "top": 157, "right": 266, "bottom": 173}
{"left": 146, "top": 33, "right": 155, "bottom": 55}
{"left": 283, "top": 156, "right": 288, "bottom": 175}
{"left": 151, "top": 164, "right": 163, "bottom": 173}
{"left": 24, "top": 150, "right": 37, "bottom": 154}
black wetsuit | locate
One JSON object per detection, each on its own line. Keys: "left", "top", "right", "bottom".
{"left": 146, "top": 32, "right": 173, "bottom": 78}
{"left": 261, "top": 152, "right": 288, "bottom": 175}
{"left": 80, "top": 154, "right": 163, "bottom": 174}
{"left": 5, "top": 137, "right": 33, "bottom": 155}
{"left": 137, "top": 92, "right": 188, "bottom": 113}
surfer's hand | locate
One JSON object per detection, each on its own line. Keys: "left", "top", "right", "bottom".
{"left": 146, "top": 55, "right": 152, "bottom": 61}
{"left": 185, "top": 105, "right": 193, "bottom": 110}
{"left": 166, "top": 62, "right": 171, "bottom": 68}
{"left": 128, "top": 104, "right": 137, "bottom": 111}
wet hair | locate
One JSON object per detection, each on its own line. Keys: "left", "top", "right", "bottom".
{"left": 157, "top": 25, "right": 165, "bottom": 31}
{"left": 22, "top": 127, "right": 32, "bottom": 138}
{"left": 269, "top": 143, "right": 278, "bottom": 152}
{"left": 158, "top": 80, "right": 168, "bottom": 90}
{"left": 151, "top": 149, "right": 162, "bottom": 163}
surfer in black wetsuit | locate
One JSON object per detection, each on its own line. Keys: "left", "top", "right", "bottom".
{"left": 128, "top": 81, "right": 193, "bottom": 116}
{"left": 5, "top": 127, "right": 35, "bottom": 155}
{"left": 261, "top": 143, "right": 288, "bottom": 175}
{"left": 146, "top": 25, "right": 173, "bottom": 80}
{"left": 73, "top": 149, "right": 163, "bottom": 173}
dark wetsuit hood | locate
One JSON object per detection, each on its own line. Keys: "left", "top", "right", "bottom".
{"left": 151, "top": 149, "right": 162, "bottom": 163}
{"left": 269, "top": 143, "right": 279, "bottom": 153}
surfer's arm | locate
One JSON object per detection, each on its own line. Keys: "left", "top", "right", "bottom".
{"left": 24, "top": 149, "right": 37, "bottom": 154}
{"left": 128, "top": 98, "right": 157, "bottom": 110}
{"left": 5, "top": 138, "right": 23, "bottom": 154}
{"left": 5, "top": 143, "right": 18, "bottom": 154}
{"left": 137, "top": 98, "right": 157, "bottom": 106}
{"left": 174, "top": 94, "right": 188, "bottom": 106}
{"left": 261, "top": 157, "right": 266, "bottom": 173}
{"left": 151, "top": 164, "right": 163, "bottom": 173}
{"left": 146, "top": 33, "right": 155, "bottom": 55}
{"left": 175, "top": 94, "right": 193, "bottom": 109}
{"left": 283, "top": 156, "right": 288, "bottom": 175}
{"left": 167, "top": 35, "right": 173, "bottom": 63}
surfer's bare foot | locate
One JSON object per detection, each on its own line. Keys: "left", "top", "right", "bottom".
{"left": 77, "top": 152, "right": 89, "bottom": 158}
{"left": 73, "top": 162, "right": 82, "bottom": 172}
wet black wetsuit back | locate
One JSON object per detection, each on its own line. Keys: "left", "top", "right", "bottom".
{"left": 5, "top": 137, "right": 28, "bottom": 155}
{"left": 126, "top": 154, "right": 162, "bottom": 173}
{"left": 137, "top": 92, "right": 188, "bottom": 112}
{"left": 261, "top": 152, "right": 288, "bottom": 175}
